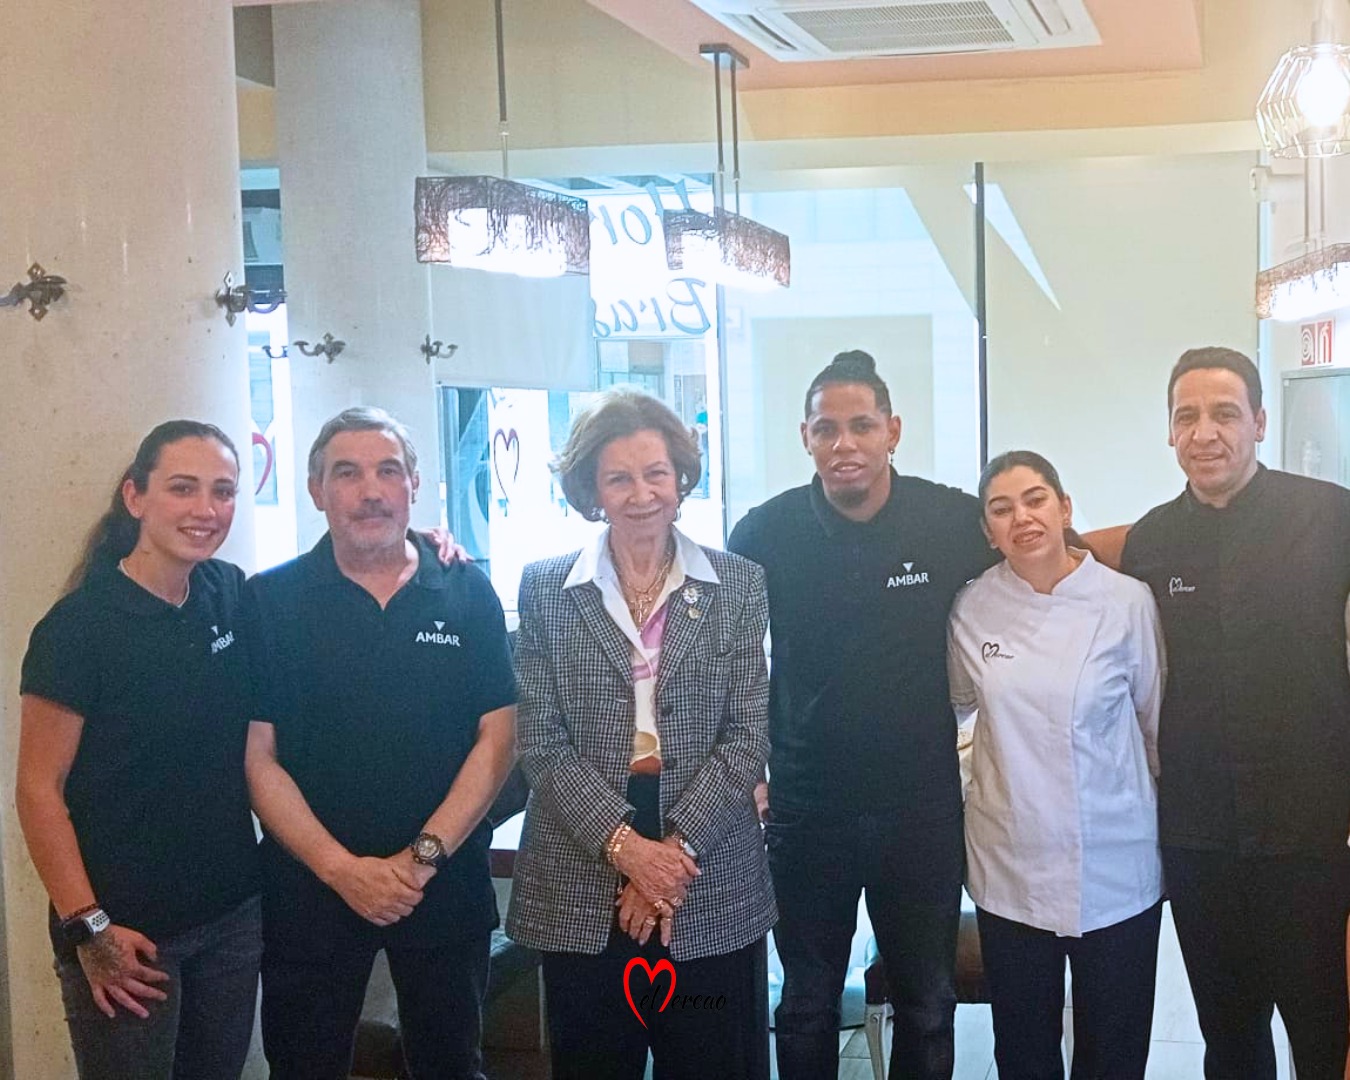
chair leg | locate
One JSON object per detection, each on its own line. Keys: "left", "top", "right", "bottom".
{"left": 1062, "top": 969, "right": 1074, "bottom": 1073}
{"left": 864, "top": 1001, "right": 892, "bottom": 1080}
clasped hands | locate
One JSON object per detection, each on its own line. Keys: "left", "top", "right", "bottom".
{"left": 327, "top": 848, "right": 437, "bottom": 927}
{"left": 611, "top": 834, "right": 699, "bottom": 946}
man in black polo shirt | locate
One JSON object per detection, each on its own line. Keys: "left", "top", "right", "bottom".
{"left": 1120, "top": 347, "right": 1350, "bottom": 1078}
{"left": 728, "top": 351, "right": 994, "bottom": 1080}
{"left": 244, "top": 407, "right": 516, "bottom": 1080}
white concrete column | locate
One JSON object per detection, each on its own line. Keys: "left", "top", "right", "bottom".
{"left": 273, "top": 0, "right": 440, "bottom": 550}
{"left": 0, "top": 2, "right": 252, "bottom": 1074}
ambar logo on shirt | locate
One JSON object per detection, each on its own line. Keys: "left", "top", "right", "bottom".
{"left": 209, "top": 625, "right": 236, "bottom": 655}
{"left": 415, "top": 620, "right": 461, "bottom": 646}
{"left": 887, "top": 562, "right": 929, "bottom": 588}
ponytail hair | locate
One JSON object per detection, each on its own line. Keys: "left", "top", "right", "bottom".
{"left": 65, "top": 420, "right": 239, "bottom": 594}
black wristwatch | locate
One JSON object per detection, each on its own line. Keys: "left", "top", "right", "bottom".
{"left": 59, "top": 907, "right": 110, "bottom": 948}
{"left": 410, "top": 832, "right": 450, "bottom": 870}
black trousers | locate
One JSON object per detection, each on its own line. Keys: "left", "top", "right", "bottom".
{"left": 541, "top": 934, "right": 768, "bottom": 1080}
{"left": 976, "top": 901, "right": 1162, "bottom": 1080}
{"left": 767, "top": 802, "right": 963, "bottom": 1080}
{"left": 1163, "top": 846, "right": 1350, "bottom": 1080}
{"left": 259, "top": 933, "right": 489, "bottom": 1080}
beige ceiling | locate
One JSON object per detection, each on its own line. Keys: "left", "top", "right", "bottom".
{"left": 584, "top": 0, "right": 1205, "bottom": 88}
{"left": 236, "top": 0, "right": 1313, "bottom": 168}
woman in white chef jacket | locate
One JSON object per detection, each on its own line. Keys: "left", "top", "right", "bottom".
{"left": 948, "top": 450, "right": 1165, "bottom": 1080}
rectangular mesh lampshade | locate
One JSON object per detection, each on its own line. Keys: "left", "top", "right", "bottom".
{"left": 1256, "top": 243, "right": 1350, "bottom": 321}
{"left": 415, "top": 176, "right": 590, "bottom": 277}
{"left": 663, "top": 208, "right": 791, "bottom": 290}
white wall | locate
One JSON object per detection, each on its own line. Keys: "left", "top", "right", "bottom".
{"left": 983, "top": 152, "right": 1261, "bottom": 529}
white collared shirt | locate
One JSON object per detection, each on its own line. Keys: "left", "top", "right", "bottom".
{"left": 948, "top": 551, "right": 1166, "bottom": 937}
{"left": 564, "top": 527, "right": 719, "bottom": 766}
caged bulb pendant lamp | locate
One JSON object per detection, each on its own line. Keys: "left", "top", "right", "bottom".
{"left": 1256, "top": 157, "right": 1350, "bottom": 320}
{"left": 1257, "top": 0, "right": 1350, "bottom": 158}
{"left": 414, "top": 0, "right": 589, "bottom": 277}
{"left": 664, "top": 44, "right": 790, "bottom": 291}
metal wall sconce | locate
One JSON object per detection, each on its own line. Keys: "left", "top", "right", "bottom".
{"left": 421, "top": 335, "right": 458, "bottom": 364}
{"left": 215, "top": 272, "right": 286, "bottom": 327}
{"left": 293, "top": 333, "right": 346, "bottom": 363}
{"left": 1, "top": 263, "right": 68, "bottom": 320}
{"left": 262, "top": 345, "right": 288, "bottom": 359}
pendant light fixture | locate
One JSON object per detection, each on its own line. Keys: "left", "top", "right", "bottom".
{"left": 1257, "top": 0, "right": 1350, "bottom": 158}
{"left": 1256, "top": 157, "right": 1350, "bottom": 320}
{"left": 1256, "top": 243, "right": 1350, "bottom": 319}
{"left": 415, "top": 0, "right": 589, "bottom": 276}
{"left": 663, "top": 44, "right": 790, "bottom": 291}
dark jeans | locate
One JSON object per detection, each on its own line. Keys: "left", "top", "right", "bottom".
{"left": 1163, "top": 846, "right": 1350, "bottom": 1080}
{"left": 542, "top": 934, "right": 768, "bottom": 1080}
{"left": 976, "top": 901, "right": 1162, "bottom": 1080}
{"left": 767, "top": 802, "right": 962, "bottom": 1080}
{"left": 56, "top": 894, "right": 262, "bottom": 1080}
{"left": 260, "top": 932, "right": 489, "bottom": 1080}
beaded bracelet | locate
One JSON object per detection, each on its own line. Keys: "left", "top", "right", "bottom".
{"left": 605, "top": 821, "right": 633, "bottom": 866}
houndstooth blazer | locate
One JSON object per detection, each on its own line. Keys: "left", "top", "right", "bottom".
{"left": 505, "top": 542, "right": 776, "bottom": 961}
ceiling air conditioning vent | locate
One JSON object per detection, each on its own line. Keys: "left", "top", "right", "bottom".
{"left": 726, "top": 13, "right": 802, "bottom": 52}
{"left": 689, "top": 0, "right": 1100, "bottom": 61}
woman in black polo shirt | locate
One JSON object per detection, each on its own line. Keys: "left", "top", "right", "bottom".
{"left": 16, "top": 420, "right": 261, "bottom": 1080}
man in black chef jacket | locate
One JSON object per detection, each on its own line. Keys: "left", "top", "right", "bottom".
{"left": 1121, "top": 346, "right": 1350, "bottom": 1078}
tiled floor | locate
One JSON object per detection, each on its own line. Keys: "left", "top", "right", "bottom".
{"left": 481, "top": 900, "right": 1299, "bottom": 1079}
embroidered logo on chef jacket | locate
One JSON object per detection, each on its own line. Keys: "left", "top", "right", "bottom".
{"left": 209, "top": 625, "right": 236, "bottom": 655}
{"left": 981, "top": 641, "right": 1015, "bottom": 662}
{"left": 415, "top": 620, "right": 462, "bottom": 646}
{"left": 886, "top": 562, "right": 930, "bottom": 588}
{"left": 1167, "top": 576, "right": 1197, "bottom": 598}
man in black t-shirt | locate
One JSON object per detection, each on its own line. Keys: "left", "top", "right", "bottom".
{"left": 728, "top": 352, "right": 994, "bottom": 1080}
{"left": 1120, "top": 348, "right": 1350, "bottom": 1078}
{"left": 244, "top": 407, "right": 517, "bottom": 1079}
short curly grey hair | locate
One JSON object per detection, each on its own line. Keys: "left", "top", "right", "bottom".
{"left": 553, "top": 388, "right": 702, "bottom": 521}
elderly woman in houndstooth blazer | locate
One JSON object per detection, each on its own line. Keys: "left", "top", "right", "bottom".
{"left": 506, "top": 387, "right": 775, "bottom": 1080}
